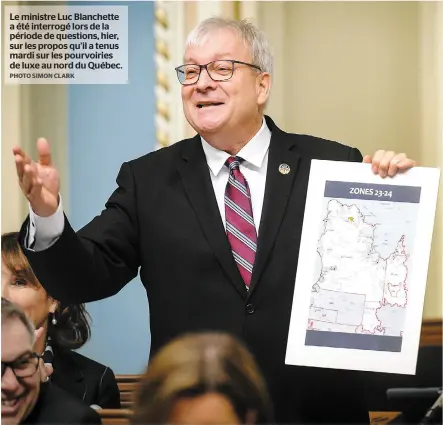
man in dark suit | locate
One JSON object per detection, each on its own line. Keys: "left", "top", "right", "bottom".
{"left": 1, "top": 298, "right": 101, "bottom": 425}
{"left": 13, "top": 17, "right": 416, "bottom": 424}
{"left": 20, "top": 383, "right": 102, "bottom": 425}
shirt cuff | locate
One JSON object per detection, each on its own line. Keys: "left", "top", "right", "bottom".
{"left": 27, "top": 195, "right": 65, "bottom": 251}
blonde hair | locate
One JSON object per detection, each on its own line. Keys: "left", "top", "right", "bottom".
{"left": 132, "top": 332, "right": 273, "bottom": 424}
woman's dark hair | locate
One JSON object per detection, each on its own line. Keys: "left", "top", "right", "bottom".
{"left": 1, "top": 231, "right": 91, "bottom": 351}
{"left": 48, "top": 300, "right": 91, "bottom": 351}
{"left": 132, "top": 332, "right": 274, "bottom": 425}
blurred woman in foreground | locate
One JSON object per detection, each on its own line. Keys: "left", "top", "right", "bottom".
{"left": 132, "top": 332, "right": 273, "bottom": 424}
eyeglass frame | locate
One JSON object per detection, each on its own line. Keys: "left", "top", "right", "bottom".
{"left": 174, "top": 60, "right": 262, "bottom": 86}
{"left": 1, "top": 352, "right": 42, "bottom": 380}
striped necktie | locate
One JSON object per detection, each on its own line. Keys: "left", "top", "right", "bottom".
{"left": 225, "top": 156, "right": 257, "bottom": 289}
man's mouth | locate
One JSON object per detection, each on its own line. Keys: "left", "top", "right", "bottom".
{"left": 2, "top": 395, "right": 23, "bottom": 414}
{"left": 196, "top": 102, "right": 224, "bottom": 109}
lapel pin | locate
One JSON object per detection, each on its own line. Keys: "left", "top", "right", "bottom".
{"left": 279, "top": 163, "right": 290, "bottom": 175}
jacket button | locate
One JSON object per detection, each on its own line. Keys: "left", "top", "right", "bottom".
{"left": 246, "top": 304, "right": 255, "bottom": 314}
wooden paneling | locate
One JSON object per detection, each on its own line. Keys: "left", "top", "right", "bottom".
{"left": 420, "top": 318, "right": 442, "bottom": 346}
{"left": 98, "top": 409, "right": 131, "bottom": 425}
{"left": 116, "top": 374, "right": 140, "bottom": 409}
{"left": 369, "top": 411, "right": 401, "bottom": 424}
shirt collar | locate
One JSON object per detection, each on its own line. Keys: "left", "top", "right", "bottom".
{"left": 201, "top": 118, "right": 271, "bottom": 177}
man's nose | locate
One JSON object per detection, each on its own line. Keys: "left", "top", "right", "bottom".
{"left": 196, "top": 67, "right": 217, "bottom": 91}
{"left": 1, "top": 367, "right": 21, "bottom": 393}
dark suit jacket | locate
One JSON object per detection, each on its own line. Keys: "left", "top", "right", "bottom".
{"left": 51, "top": 347, "right": 121, "bottom": 409}
{"left": 22, "top": 382, "right": 101, "bottom": 424}
{"left": 21, "top": 116, "right": 369, "bottom": 424}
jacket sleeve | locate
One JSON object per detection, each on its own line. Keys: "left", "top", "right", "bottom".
{"left": 348, "top": 146, "right": 364, "bottom": 163}
{"left": 97, "top": 367, "right": 121, "bottom": 409}
{"left": 19, "top": 161, "right": 141, "bottom": 305}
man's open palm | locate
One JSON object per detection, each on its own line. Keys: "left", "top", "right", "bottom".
{"left": 13, "top": 138, "right": 60, "bottom": 217}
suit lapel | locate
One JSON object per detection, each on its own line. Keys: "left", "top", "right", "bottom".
{"left": 248, "top": 118, "right": 300, "bottom": 295}
{"left": 178, "top": 136, "right": 247, "bottom": 298}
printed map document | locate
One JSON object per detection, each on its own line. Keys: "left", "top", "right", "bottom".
{"left": 285, "top": 160, "right": 440, "bottom": 374}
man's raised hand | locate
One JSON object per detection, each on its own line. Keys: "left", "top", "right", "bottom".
{"left": 13, "top": 138, "right": 60, "bottom": 217}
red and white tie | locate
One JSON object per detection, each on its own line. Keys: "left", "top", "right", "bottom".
{"left": 225, "top": 157, "right": 257, "bottom": 289}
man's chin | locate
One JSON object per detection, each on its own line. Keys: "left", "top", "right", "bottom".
{"left": 195, "top": 118, "right": 226, "bottom": 135}
{"left": 191, "top": 111, "right": 228, "bottom": 133}
{"left": 2, "top": 392, "right": 38, "bottom": 425}
{"left": 1, "top": 414, "right": 20, "bottom": 425}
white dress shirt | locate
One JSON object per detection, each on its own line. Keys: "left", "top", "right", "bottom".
{"left": 201, "top": 118, "right": 271, "bottom": 235}
{"left": 27, "top": 118, "right": 271, "bottom": 250}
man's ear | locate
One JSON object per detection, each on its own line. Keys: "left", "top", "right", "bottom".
{"left": 257, "top": 72, "right": 271, "bottom": 106}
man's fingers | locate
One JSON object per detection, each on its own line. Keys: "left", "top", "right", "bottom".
{"left": 366, "top": 151, "right": 415, "bottom": 178}
{"left": 38, "top": 358, "right": 49, "bottom": 383}
{"left": 21, "top": 160, "right": 43, "bottom": 195}
{"left": 377, "top": 151, "right": 396, "bottom": 178}
{"left": 21, "top": 164, "right": 35, "bottom": 195}
{"left": 362, "top": 155, "right": 372, "bottom": 164}
{"left": 35, "top": 326, "right": 45, "bottom": 341}
{"left": 37, "top": 138, "right": 52, "bottom": 167}
{"left": 22, "top": 162, "right": 41, "bottom": 193}
{"left": 44, "top": 363, "right": 53, "bottom": 378}
{"left": 370, "top": 150, "right": 385, "bottom": 174}
{"left": 387, "top": 153, "right": 406, "bottom": 177}
{"left": 397, "top": 158, "right": 416, "bottom": 170}
{"left": 28, "top": 175, "right": 43, "bottom": 200}
{"left": 12, "top": 146, "right": 32, "bottom": 165}
{"left": 13, "top": 147, "right": 33, "bottom": 181}
{"left": 15, "top": 154, "right": 26, "bottom": 180}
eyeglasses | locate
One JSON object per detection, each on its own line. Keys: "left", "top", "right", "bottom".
{"left": 175, "top": 60, "right": 262, "bottom": 86}
{"left": 1, "top": 353, "right": 41, "bottom": 379}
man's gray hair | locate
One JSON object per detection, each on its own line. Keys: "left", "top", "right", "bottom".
{"left": 2, "top": 297, "right": 35, "bottom": 344}
{"left": 186, "top": 17, "right": 274, "bottom": 75}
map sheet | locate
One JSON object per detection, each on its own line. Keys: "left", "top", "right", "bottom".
{"left": 285, "top": 160, "right": 440, "bottom": 374}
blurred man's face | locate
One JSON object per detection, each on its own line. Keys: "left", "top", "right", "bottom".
{"left": 181, "top": 28, "right": 270, "bottom": 148}
{"left": 1, "top": 318, "right": 40, "bottom": 425}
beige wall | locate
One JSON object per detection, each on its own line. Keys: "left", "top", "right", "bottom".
{"left": 1, "top": 1, "right": 68, "bottom": 233}
{"left": 261, "top": 2, "right": 421, "bottom": 158}
{"left": 1, "top": 84, "right": 68, "bottom": 232}
{"left": 23, "top": 85, "right": 69, "bottom": 209}
{"left": 1, "top": 85, "right": 27, "bottom": 232}
{"left": 418, "top": 1, "right": 442, "bottom": 319}
{"left": 254, "top": 1, "right": 442, "bottom": 318}
{"left": 1, "top": 3, "right": 27, "bottom": 232}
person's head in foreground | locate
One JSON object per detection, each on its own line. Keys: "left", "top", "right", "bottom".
{"left": 1, "top": 232, "right": 91, "bottom": 355}
{"left": 132, "top": 332, "right": 273, "bottom": 425}
{"left": 1, "top": 298, "right": 40, "bottom": 425}
{"left": 177, "top": 17, "right": 272, "bottom": 154}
